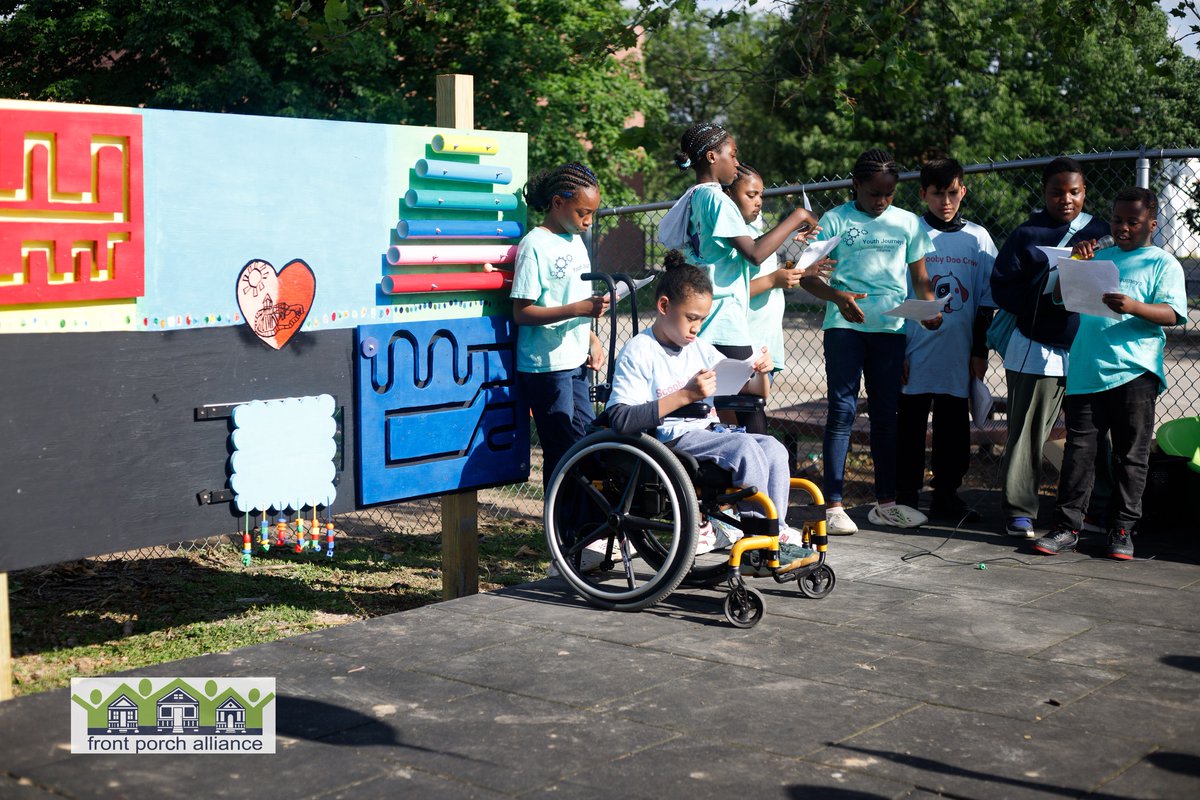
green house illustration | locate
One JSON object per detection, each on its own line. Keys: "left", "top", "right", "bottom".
{"left": 106, "top": 694, "right": 138, "bottom": 733}
{"left": 74, "top": 678, "right": 273, "bottom": 734}
{"left": 155, "top": 686, "right": 199, "bottom": 733}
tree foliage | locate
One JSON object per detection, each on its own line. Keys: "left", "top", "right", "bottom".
{"left": 0, "top": 0, "right": 663, "bottom": 205}
{"left": 644, "top": 0, "right": 1200, "bottom": 184}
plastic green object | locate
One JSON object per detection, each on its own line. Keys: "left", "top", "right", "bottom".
{"left": 1156, "top": 416, "right": 1200, "bottom": 474}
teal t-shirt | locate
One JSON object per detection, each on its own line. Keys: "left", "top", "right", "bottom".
{"left": 1065, "top": 245, "right": 1187, "bottom": 396}
{"left": 685, "top": 184, "right": 754, "bottom": 346}
{"left": 745, "top": 216, "right": 786, "bottom": 371}
{"left": 815, "top": 202, "right": 934, "bottom": 333}
{"left": 510, "top": 226, "right": 593, "bottom": 373}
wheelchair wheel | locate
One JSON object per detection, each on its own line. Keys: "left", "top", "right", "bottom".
{"left": 544, "top": 431, "right": 699, "bottom": 611}
{"left": 796, "top": 564, "right": 836, "bottom": 599}
{"left": 723, "top": 585, "right": 765, "bottom": 628}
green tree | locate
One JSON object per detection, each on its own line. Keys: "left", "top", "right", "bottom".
{"left": 0, "top": 0, "right": 664, "bottom": 205}
{"left": 643, "top": 0, "right": 1200, "bottom": 182}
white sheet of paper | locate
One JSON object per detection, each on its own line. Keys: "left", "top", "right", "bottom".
{"left": 884, "top": 299, "right": 941, "bottom": 321}
{"left": 1037, "top": 246, "right": 1073, "bottom": 294}
{"left": 712, "top": 356, "right": 757, "bottom": 397}
{"left": 1056, "top": 257, "right": 1121, "bottom": 319}
{"left": 969, "top": 377, "right": 993, "bottom": 427}
{"left": 794, "top": 235, "right": 841, "bottom": 271}
{"left": 613, "top": 275, "right": 655, "bottom": 302}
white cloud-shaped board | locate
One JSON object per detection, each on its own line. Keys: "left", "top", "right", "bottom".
{"left": 230, "top": 394, "right": 337, "bottom": 513}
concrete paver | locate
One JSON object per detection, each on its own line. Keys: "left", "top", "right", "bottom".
{"left": 1, "top": 490, "right": 1197, "bottom": 798}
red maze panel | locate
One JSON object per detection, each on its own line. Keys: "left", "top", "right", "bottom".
{"left": 0, "top": 109, "right": 144, "bottom": 305}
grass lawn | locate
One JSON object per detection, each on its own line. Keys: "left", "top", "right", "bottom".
{"left": 7, "top": 520, "right": 550, "bottom": 697}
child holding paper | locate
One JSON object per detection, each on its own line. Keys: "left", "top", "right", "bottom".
{"left": 897, "top": 157, "right": 998, "bottom": 522}
{"left": 727, "top": 163, "right": 834, "bottom": 383}
{"left": 799, "top": 148, "right": 941, "bottom": 534}
{"left": 605, "top": 251, "right": 819, "bottom": 565}
{"left": 1032, "top": 188, "right": 1187, "bottom": 560}
{"left": 657, "top": 122, "right": 818, "bottom": 433}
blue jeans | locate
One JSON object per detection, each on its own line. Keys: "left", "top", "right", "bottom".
{"left": 519, "top": 365, "right": 595, "bottom": 490}
{"left": 822, "top": 328, "right": 905, "bottom": 505}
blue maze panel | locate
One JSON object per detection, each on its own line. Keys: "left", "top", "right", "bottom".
{"left": 355, "top": 317, "right": 529, "bottom": 505}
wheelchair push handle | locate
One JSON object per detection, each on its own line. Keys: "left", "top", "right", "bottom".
{"left": 581, "top": 271, "right": 645, "bottom": 404}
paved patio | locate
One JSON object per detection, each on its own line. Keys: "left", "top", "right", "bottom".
{"left": 2, "top": 490, "right": 1198, "bottom": 799}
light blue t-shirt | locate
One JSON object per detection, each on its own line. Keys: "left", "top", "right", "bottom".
{"left": 1065, "top": 245, "right": 1187, "bottom": 396}
{"left": 510, "top": 226, "right": 592, "bottom": 373}
{"left": 903, "top": 219, "right": 997, "bottom": 397}
{"left": 746, "top": 216, "right": 786, "bottom": 372}
{"left": 685, "top": 184, "right": 754, "bottom": 346}
{"left": 607, "top": 328, "right": 723, "bottom": 443}
{"left": 815, "top": 202, "right": 934, "bottom": 333}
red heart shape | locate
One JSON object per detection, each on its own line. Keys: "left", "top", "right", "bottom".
{"left": 236, "top": 258, "right": 316, "bottom": 350}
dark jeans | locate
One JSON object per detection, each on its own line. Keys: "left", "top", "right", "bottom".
{"left": 713, "top": 343, "right": 767, "bottom": 434}
{"left": 519, "top": 364, "right": 595, "bottom": 491}
{"left": 1054, "top": 372, "right": 1158, "bottom": 531}
{"left": 897, "top": 392, "right": 969, "bottom": 507}
{"left": 822, "top": 328, "right": 906, "bottom": 505}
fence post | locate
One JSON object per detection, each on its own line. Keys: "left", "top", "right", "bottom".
{"left": 1137, "top": 151, "right": 1151, "bottom": 189}
{"left": 437, "top": 73, "right": 480, "bottom": 600}
{"left": 1, "top": 573, "right": 11, "bottom": 700}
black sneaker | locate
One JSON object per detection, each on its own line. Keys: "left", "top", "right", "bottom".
{"left": 1107, "top": 527, "right": 1134, "bottom": 561}
{"left": 928, "top": 495, "right": 982, "bottom": 523}
{"left": 1032, "top": 526, "right": 1079, "bottom": 555}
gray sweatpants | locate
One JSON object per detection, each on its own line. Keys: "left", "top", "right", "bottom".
{"left": 671, "top": 429, "right": 791, "bottom": 533}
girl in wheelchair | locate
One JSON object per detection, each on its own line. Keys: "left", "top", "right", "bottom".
{"left": 604, "top": 251, "right": 821, "bottom": 573}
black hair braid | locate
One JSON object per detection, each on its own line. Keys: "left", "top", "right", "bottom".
{"left": 729, "top": 163, "right": 761, "bottom": 185}
{"left": 674, "top": 122, "right": 731, "bottom": 171}
{"left": 524, "top": 162, "right": 599, "bottom": 212}
{"left": 852, "top": 148, "right": 899, "bottom": 182}
{"left": 660, "top": 249, "right": 712, "bottom": 301}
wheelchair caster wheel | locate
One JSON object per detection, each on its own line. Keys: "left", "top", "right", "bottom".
{"left": 723, "top": 586, "right": 765, "bottom": 628}
{"left": 797, "top": 564, "right": 836, "bottom": 599}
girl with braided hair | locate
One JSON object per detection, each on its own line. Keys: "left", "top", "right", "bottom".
{"left": 658, "top": 122, "right": 818, "bottom": 433}
{"left": 511, "top": 162, "right": 610, "bottom": 490}
{"left": 800, "top": 148, "right": 942, "bottom": 534}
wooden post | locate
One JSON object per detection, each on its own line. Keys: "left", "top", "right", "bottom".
{"left": 436, "top": 73, "right": 480, "bottom": 599}
{"left": 1, "top": 573, "right": 12, "bottom": 700}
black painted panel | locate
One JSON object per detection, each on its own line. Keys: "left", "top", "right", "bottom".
{"left": 0, "top": 326, "right": 358, "bottom": 571}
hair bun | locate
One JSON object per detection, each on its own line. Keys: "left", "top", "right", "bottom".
{"left": 663, "top": 249, "right": 688, "bottom": 271}
{"left": 673, "top": 152, "right": 692, "bottom": 171}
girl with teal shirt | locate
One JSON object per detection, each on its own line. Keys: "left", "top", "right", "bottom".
{"left": 657, "top": 122, "right": 818, "bottom": 432}
{"left": 800, "top": 148, "right": 943, "bottom": 535}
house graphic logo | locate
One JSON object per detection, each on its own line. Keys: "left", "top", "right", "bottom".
{"left": 71, "top": 677, "right": 275, "bottom": 754}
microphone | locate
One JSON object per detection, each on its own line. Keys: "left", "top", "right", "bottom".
{"left": 1070, "top": 235, "right": 1114, "bottom": 258}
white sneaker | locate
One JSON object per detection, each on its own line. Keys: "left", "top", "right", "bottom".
{"left": 694, "top": 519, "right": 718, "bottom": 555}
{"left": 549, "top": 541, "right": 617, "bottom": 577}
{"left": 825, "top": 507, "right": 858, "bottom": 535}
{"left": 710, "top": 512, "right": 744, "bottom": 549}
{"left": 868, "top": 503, "right": 928, "bottom": 529}
{"left": 778, "top": 525, "right": 807, "bottom": 546}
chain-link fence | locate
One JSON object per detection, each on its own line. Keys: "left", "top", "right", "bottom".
{"left": 112, "top": 150, "right": 1200, "bottom": 558}
{"left": 480, "top": 149, "right": 1200, "bottom": 520}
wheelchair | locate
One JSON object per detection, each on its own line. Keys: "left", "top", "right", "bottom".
{"left": 543, "top": 273, "right": 835, "bottom": 628}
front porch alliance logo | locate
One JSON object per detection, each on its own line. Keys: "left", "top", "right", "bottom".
{"left": 71, "top": 678, "right": 275, "bottom": 754}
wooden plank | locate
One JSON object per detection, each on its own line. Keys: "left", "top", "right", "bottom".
{"left": 0, "top": 573, "right": 11, "bottom": 700}
{"left": 441, "top": 491, "right": 479, "bottom": 600}
{"left": 436, "top": 74, "right": 474, "bottom": 130}
{"left": 436, "top": 73, "right": 481, "bottom": 599}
